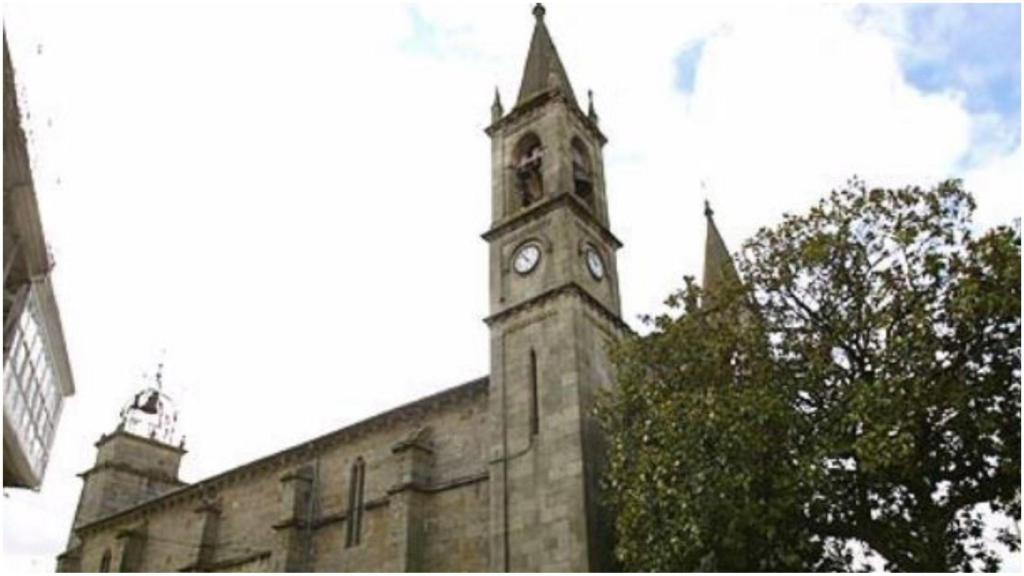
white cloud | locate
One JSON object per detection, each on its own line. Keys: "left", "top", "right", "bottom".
{"left": 2, "top": 0, "right": 1018, "bottom": 571}
{"left": 964, "top": 144, "right": 1023, "bottom": 231}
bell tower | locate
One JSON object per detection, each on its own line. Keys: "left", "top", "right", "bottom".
{"left": 484, "top": 4, "right": 627, "bottom": 571}
{"left": 58, "top": 371, "right": 185, "bottom": 573}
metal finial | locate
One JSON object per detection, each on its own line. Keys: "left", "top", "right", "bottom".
{"left": 155, "top": 348, "right": 167, "bottom": 390}
{"left": 704, "top": 199, "right": 714, "bottom": 219}
{"left": 533, "top": 3, "right": 546, "bottom": 21}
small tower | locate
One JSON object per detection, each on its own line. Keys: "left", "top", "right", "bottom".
{"left": 58, "top": 367, "right": 186, "bottom": 572}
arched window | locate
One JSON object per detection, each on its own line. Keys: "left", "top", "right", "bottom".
{"left": 514, "top": 133, "right": 544, "bottom": 210}
{"left": 571, "top": 137, "right": 595, "bottom": 211}
{"left": 99, "top": 549, "right": 112, "bottom": 572}
{"left": 345, "top": 457, "right": 366, "bottom": 548}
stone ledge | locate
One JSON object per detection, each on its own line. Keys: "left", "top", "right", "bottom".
{"left": 76, "top": 461, "right": 187, "bottom": 487}
{"left": 482, "top": 192, "right": 623, "bottom": 250}
{"left": 95, "top": 429, "right": 187, "bottom": 454}
{"left": 179, "top": 549, "right": 271, "bottom": 572}
{"left": 485, "top": 87, "right": 606, "bottom": 145}
{"left": 484, "top": 281, "right": 633, "bottom": 335}
{"left": 387, "top": 470, "right": 489, "bottom": 496}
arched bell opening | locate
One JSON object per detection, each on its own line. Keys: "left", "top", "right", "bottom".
{"left": 513, "top": 132, "right": 544, "bottom": 211}
{"left": 570, "top": 137, "right": 595, "bottom": 212}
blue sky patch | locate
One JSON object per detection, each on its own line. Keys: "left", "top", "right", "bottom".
{"left": 674, "top": 40, "right": 705, "bottom": 93}
{"left": 402, "top": 6, "right": 443, "bottom": 57}
{"left": 401, "top": 5, "right": 477, "bottom": 60}
{"left": 900, "top": 4, "right": 1021, "bottom": 151}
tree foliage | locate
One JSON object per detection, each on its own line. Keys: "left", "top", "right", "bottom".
{"left": 600, "top": 180, "right": 1021, "bottom": 571}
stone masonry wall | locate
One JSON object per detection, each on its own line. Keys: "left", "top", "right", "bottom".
{"left": 70, "top": 380, "right": 490, "bottom": 572}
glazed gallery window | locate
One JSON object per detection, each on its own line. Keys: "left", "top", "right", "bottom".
{"left": 3, "top": 286, "right": 65, "bottom": 480}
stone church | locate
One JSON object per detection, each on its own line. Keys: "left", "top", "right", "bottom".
{"left": 57, "top": 5, "right": 734, "bottom": 572}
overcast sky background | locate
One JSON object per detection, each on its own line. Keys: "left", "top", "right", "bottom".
{"left": 2, "top": 0, "right": 1021, "bottom": 572}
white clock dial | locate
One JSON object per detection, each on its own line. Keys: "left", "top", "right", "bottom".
{"left": 513, "top": 243, "right": 542, "bottom": 274}
{"left": 585, "top": 247, "right": 605, "bottom": 280}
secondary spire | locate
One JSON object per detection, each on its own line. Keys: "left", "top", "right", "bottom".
{"left": 702, "top": 200, "right": 740, "bottom": 297}
{"left": 516, "top": 3, "right": 578, "bottom": 108}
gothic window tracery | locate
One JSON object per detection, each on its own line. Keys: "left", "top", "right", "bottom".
{"left": 514, "top": 133, "right": 544, "bottom": 210}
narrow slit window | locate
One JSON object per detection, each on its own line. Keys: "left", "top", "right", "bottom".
{"left": 529, "top": 349, "right": 539, "bottom": 436}
{"left": 355, "top": 458, "right": 365, "bottom": 545}
{"left": 99, "top": 549, "right": 112, "bottom": 572}
{"left": 345, "top": 457, "right": 366, "bottom": 548}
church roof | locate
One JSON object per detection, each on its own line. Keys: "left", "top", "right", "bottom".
{"left": 516, "top": 4, "right": 578, "bottom": 108}
{"left": 702, "top": 201, "right": 740, "bottom": 295}
{"left": 74, "top": 376, "right": 489, "bottom": 534}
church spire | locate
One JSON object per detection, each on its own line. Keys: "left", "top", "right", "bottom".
{"left": 702, "top": 200, "right": 740, "bottom": 297}
{"left": 516, "top": 3, "right": 578, "bottom": 108}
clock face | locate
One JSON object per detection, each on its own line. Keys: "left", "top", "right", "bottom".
{"left": 585, "top": 246, "right": 605, "bottom": 280}
{"left": 513, "top": 243, "right": 542, "bottom": 275}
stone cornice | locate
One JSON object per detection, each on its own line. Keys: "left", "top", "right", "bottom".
{"left": 95, "top": 429, "right": 187, "bottom": 454}
{"left": 387, "top": 470, "right": 489, "bottom": 497}
{"left": 179, "top": 550, "right": 271, "bottom": 572}
{"left": 484, "top": 281, "right": 634, "bottom": 336}
{"left": 482, "top": 192, "right": 623, "bottom": 250}
{"left": 485, "top": 88, "right": 607, "bottom": 145}
{"left": 76, "top": 461, "right": 187, "bottom": 487}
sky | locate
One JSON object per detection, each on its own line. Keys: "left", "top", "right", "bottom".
{"left": 2, "top": 0, "right": 1021, "bottom": 572}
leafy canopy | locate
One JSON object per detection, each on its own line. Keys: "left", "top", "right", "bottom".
{"left": 600, "top": 179, "right": 1021, "bottom": 571}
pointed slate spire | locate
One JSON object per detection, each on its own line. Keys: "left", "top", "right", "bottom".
{"left": 587, "top": 89, "right": 599, "bottom": 124}
{"left": 702, "top": 200, "right": 740, "bottom": 297}
{"left": 516, "top": 4, "right": 578, "bottom": 107}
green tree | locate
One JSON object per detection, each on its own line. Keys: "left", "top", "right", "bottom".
{"left": 600, "top": 180, "right": 1021, "bottom": 571}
